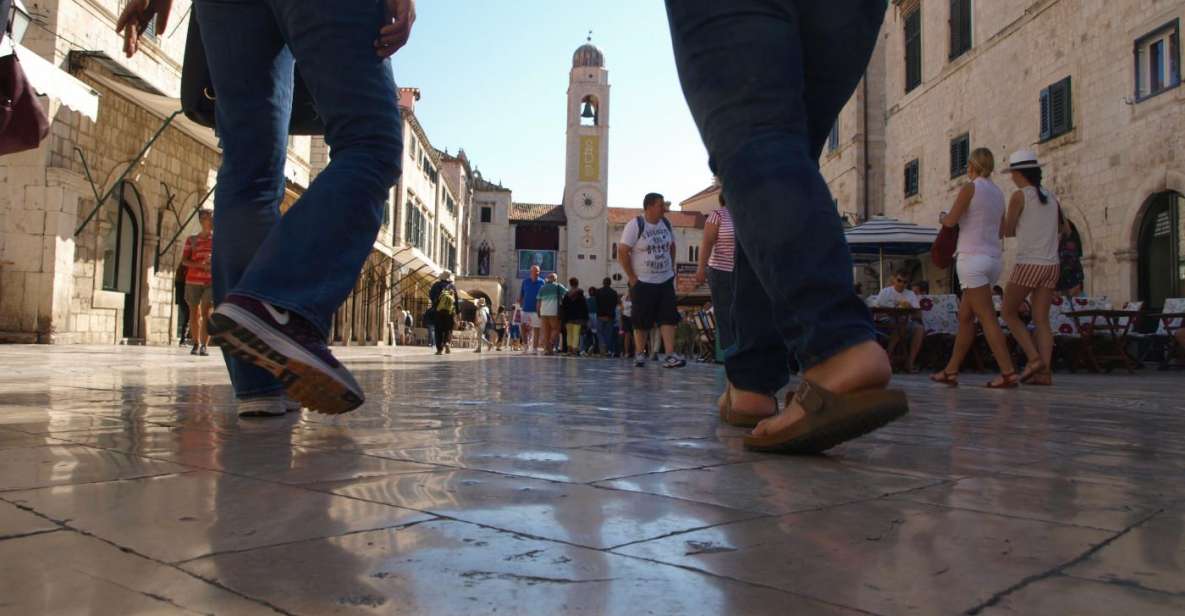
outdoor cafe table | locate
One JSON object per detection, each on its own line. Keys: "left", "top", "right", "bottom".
{"left": 870, "top": 306, "right": 919, "bottom": 371}
{"left": 1064, "top": 309, "right": 1141, "bottom": 373}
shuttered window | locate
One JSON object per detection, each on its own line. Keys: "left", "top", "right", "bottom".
{"left": 949, "top": 0, "right": 972, "bottom": 60}
{"left": 905, "top": 7, "right": 923, "bottom": 92}
{"left": 905, "top": 160, "right": 920, "bottom": 197}
{"left": 950, "top": 135, "right": 970, "bottom": 179}
{"left": 1040, "top": 77, "right": 1073, "bottom": 141}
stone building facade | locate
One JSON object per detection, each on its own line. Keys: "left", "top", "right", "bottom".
{"left": 0, "top": 0, "right": 311, "bottom": 344}
{"left": 824, "top": 0, "right": 1185, "bottom": 306}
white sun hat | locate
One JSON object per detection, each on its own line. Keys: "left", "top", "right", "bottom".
{"left": 1002, "top": 149, "right": 1043, "bottom": 172}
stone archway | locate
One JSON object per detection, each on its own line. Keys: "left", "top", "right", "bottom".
{"left": 1116, "top": 168, "right": 1185, "bottom": 302}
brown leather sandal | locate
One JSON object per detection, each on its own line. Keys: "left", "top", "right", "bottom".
{"left": 743, "top": 380, "right": 909, "bottom": 454}
{"left": 1019, "top": 360, "right": 1046, "bottom": 384}
{"left": 985, "top": 372, "right": 1020, "bottom": 389}
{"left": 1025, "top": 371, "right": 1053, "bottom": 386}
{"left": 718, "top": 383, "right": 777, "bottom": 428}
{"left": 929, "top": 371, "right": 959, "bottom": 387}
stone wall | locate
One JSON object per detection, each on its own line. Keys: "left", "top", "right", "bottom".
{"left": 878, "top": 0, "right": 1185, "bottom": 302}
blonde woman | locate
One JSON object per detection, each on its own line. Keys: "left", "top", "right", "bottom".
{"left": 1000, "top": 150, "right": 1064, "bottom": 386}
{"left": 931, "top": 148, "right": 1019, "bottom": 388}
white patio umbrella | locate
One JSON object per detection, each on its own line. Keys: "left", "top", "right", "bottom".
{"left": 844, "top": 216, "right": 940, "bottom": 287}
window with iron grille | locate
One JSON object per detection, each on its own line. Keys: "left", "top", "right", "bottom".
{"left": 827, "top": 121, "right": 840, "bottom": 152}
{"left": 905, "top": 159, "right": 920, "bottom": 197}
{"left": 1135, "top": 21, "right": 1181, "bottom": 101}
{"left": 1040, "top": 77, "right": 1073, "bottom": 141}
{"left": 950, "top": 134, "right": 969, "bottom": 178}
{"left": 904, "top": 7, "right": 923, "bottom": 92}
{"left": 949, "top": 0, "right": 972, "bottom": 60}
{"left": 480, "top": 206, "right": 492, "bottom": 223}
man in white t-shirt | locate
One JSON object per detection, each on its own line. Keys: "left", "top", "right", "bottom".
{"left": 618, "top": 193, "right": 685, "bottom": 369}
{"left": 874, "top": 270, "right": 925, "bottom": 372}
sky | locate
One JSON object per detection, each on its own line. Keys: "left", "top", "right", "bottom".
{"left": 390, "top": 1, "right": 712, "bottom": 208}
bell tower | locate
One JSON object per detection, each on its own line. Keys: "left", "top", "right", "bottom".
{"left": 563, "top": 35, "right": 610, "bottom": 287}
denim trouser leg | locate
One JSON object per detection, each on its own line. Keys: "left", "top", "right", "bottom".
{"left": 706, "top": 267, "right": 736, "bottom": 352}
{"left": 198, "top": 0, "right": 401, "bottom": 398}
{"left": 666, "top": 0, "right": 883, "bottom": 392}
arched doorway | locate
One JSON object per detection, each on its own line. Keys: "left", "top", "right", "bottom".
{"left": 1137, "top": 191, "right": 1183, "bottom": 310}
{"left": 102, "top": 182, "right": 143, "bottom": 339}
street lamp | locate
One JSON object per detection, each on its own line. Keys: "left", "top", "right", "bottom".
{"left": 10, "top": 0, "right": 31, "bottom": 45}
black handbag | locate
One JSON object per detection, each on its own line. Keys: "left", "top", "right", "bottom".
{"left": 180, "top": 14, "right": 324, "bottom": 135}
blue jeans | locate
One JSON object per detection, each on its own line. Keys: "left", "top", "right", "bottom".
{"left": 666, "top": 0, "right": 882, "bottom": 394}
{"left": 597, "top": 317, "right": 617, "bottom": 355}
{"left": 197, "top": 0, "right": 401, "bottom": 399}
{"left": 706, "top": 267, "right": 735, "bottom": 351}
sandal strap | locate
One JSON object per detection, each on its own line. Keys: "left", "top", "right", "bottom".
{"left": 793, "top": 380, "right": 833, "bottom": 416}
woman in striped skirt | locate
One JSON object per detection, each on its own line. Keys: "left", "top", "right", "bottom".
{"left": 1000, "top": 150, "right": 1067, "bottom": 386}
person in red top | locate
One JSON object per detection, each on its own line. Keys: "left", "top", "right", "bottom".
{"left": 182, "top": 210, "right": 214, "bottom": 356}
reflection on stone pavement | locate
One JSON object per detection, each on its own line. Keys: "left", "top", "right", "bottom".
{"left": 0, "top": 345, "right": 1182, "bottom": 615}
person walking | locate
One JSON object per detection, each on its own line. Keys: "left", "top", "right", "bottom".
{"left": 874, "top": 270, "right": 925, "bottom": 373}
{"left": 1000, "top": 150, "right": 1064, "bottom": 387}
{"left": 664, "top": 1, "right": 907, "bottom": 452}
{"left": 560, "top": 279, "right": 588, "bottom": 356}
{"left": 695, "top": 191, "right": 737, "bottom": 404}
{"left": 931, "top": 149, "right": 1018, "bottom": 388}
{"left": 494, "top": 306, "right": 508, "bottom": 351}
{"left": 119, "top": 0, "right": 415, "bottom": 416}
{"left": 594, "top": 278, "right": 620, "bottom": 357}
{"left": 620, "top": 296, "right": 634, "bottom": 358}
{"left": 509, "top": 304, "right": 523, "bottom": 351}
{"left": 537, "top": 273, "right": 566, "bottom": 355}
{"left": 619, "top": 193, "right": 686, "bottom": 369}
{"left": 474, "top": 298, "right": 492, "bottom": 353}
{"left": 518, "top": 265, "right": 545, "bottom": 354}
{"left": 429, "top": 271, "right": 458, "bottom": 356}
{"left": 181, "top": 209, "right": 215, "bottom": 357}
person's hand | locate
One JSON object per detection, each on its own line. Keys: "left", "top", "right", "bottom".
{"left": 694, "top": 267, "right": 706, "bottom": 286}
{"left": 116, "top": 0, "right": 173, "bottom": 58}
{"left": 376, "top": 0, "right": 416, "bottom": 58}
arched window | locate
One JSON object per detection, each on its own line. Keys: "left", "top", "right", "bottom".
{"left": 580, "top": 95, "right": 599, "bottom": 127}
{"left": 1138, "top": 191, "right": 1183, "bottom": 310}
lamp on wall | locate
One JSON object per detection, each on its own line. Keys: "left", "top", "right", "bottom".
{"left": 10, "top": 0, "right": 32, "bottom": 44}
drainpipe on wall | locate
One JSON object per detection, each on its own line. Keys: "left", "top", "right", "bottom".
{"left": 861, "top": 77, "right": 870, "bottom": 223}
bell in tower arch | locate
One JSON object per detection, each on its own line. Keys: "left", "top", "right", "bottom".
{"left": 580, "top": 96, "right": 598, "bottom": 126}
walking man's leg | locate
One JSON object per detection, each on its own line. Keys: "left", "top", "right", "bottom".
{"left": 200, "top": 0, "right": 403, "bottom": 414}
{"left": 665, "top": 0, "right": 905, "bottom": 452}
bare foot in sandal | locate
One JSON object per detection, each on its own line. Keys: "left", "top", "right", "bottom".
{"left": 722, "top": 386, "right": 777, "bottom": 428}
{"left": 751, "top": 340, "right": 892, "bottom": 439}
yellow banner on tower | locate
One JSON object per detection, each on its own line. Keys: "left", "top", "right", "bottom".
{"left": 579, "top": 136, "right": 600, "bottom": 182}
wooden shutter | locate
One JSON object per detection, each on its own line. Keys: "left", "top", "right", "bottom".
{"left": 949, "top": 0, "right": 971, "bottom": 59}
{"left": 905, "top": 9, "right": 922, "bottom": 92}
{"left": 950, "top": 136, "right": 968, "bottom": 178}
{"left": 1039, "top": 88, "right": 1052, "bottom": 141}
{"left": 1050, "top": 77, "right": 1072, "bottom": 137}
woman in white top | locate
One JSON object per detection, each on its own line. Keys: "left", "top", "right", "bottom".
{"left": 1000, "top": 150, "right": 1066, "bottom": 386}
{"left": 931, "top": 148, "right": 1019, "bottom": 388}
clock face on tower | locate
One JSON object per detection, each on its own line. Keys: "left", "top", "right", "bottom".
{"left": 574, "top": 190, "right": 603, "bottom": 220}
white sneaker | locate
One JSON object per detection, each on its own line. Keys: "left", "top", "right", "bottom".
{"left": 282, "top": 395, "right": 303, "bottom": 413}
{"left": 238, "top": 395, "right": 288, "bottom": 418}
{"left": 634, "top": 353, "right": 647, "bottom": 368}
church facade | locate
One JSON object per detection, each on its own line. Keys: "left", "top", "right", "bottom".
{"left": 468, "top": 42, "right": 707, "bottom": 307}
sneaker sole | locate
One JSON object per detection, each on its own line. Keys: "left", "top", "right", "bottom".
{"left": 209, "top": 306, "right": 363, "bottom": 415}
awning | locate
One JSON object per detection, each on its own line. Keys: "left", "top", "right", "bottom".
{"left": 84, "top": 71, "right": 221, "bottom": 153}
{"left": 845, "top": 216, "right": 939, "bottom": 258}
{"left": 0, "top": 41, "right": 99, "bottom": 121}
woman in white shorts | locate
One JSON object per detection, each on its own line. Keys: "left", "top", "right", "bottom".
{"left": 1000, "top": 150, "right": 1065, "bottom": 386}
{"left": 931, "top": 148, "right": 1019, "bottom": 388}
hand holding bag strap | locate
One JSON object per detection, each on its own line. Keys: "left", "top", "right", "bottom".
{"left": 180, "top": 11, "right": 324, "bottom": 135}
{"left": 0, "top": 2, "right": 52, "bottom": 156}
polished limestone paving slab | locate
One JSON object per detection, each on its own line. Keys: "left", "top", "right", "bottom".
{"left": 0, "top": 344, "right": 1182, "bottom": 614}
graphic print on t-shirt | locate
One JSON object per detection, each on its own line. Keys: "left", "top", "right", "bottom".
{"left": 620, "top": 218, "right": 675, "bottom": 284}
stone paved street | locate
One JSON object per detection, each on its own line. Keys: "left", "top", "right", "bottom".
{"left": 0, "top": 345, "right": 1183, "bottom": 615}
